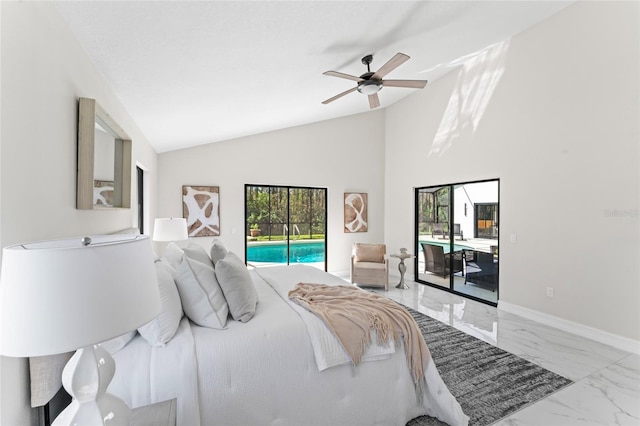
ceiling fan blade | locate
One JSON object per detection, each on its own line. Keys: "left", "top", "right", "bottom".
{"left": 322, "top": 87, "right": 357, "bottom": 104}
{"left": 372, "top": 52, "right": 410, "bottom": 79}
{"left": 323, "top": 71, "right": 363, "bottom": 82}
{"left": 368, "top": 93, "right": 380, "bottom": 109}
{"left": 382, "top": 79, "right": 428, "bottom": 89}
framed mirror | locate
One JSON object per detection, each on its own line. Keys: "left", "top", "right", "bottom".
{"left": 77, "top": 97, "right": 132, "bottom": 209}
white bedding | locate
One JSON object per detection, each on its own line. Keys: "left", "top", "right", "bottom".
{"left": 110, "top": 264, "right": 468, "bottom": 426}
{"left": 110, "top": 316, "right": 200, "bottom": 425}
{"left": 255, "top": 265, "right": 396, "bottom": 371}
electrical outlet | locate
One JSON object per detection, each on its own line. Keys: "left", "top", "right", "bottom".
{"left": 546, "top": 287, "right": 554, "bottom": 297}
{"left": 510, "top": 233, "right": 517, "bottom": 243}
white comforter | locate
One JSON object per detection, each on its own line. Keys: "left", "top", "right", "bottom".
{"left": 255, "top": 265, "right": 396, "bottom": 370}
{"left": 110, "top": 264, "right": 468, "bottom": 426}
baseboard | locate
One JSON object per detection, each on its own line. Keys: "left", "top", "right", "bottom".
{"left": 498, "top": 301, "right": 640, "bottom": 355}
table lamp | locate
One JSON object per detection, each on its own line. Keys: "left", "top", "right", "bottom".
{"left": 0, "top": 234, "right": 160, "bottom": 426}
{"left": 153, "top": 218, "right": 188, "bottom": 242}
{"left": 153, "top": 218, "right": 188, "bottom": 257}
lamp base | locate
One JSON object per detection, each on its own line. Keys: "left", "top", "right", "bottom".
{"left": 53, "top": 344, "right": 131, "bottom": 426}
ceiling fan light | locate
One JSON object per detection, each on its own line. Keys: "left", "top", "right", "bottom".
{"left": 357, "top": 80, "right": 382, "bottom": 95}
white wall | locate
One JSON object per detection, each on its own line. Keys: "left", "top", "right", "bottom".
{"left": 0, "top": 3, "right": 159, "bottom": 424}
{"left": 158, "top": 110, "right": 386, "bottom": 275}
{"left": 385, "top": 1, "right": 639, "bottom": 343}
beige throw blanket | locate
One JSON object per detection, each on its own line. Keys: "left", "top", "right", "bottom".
{"left": 288, "top": 283, "right": 430, "bottom": 397}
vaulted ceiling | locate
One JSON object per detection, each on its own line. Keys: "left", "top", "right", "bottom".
{"left": 54, "top": 1, "right": 574, "bottom": 153}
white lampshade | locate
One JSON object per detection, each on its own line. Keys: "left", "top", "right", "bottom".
{"left": 153, "top": 218, "right": 188, "bottom": 242}
{"left": 0, "top": 234, "right": 161, "bottom": 425}
{"left": 0, "top": 234, "right": 160, "bottom": 357}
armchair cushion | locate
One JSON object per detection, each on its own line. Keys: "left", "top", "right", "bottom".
{"left": 353, "top": 261, "right": 386, "bottom": 270}
{"left": 353, "top": 243, "right": 385, "bottom": 263}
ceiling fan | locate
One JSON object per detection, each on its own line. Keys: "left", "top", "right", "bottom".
{"left": 322, "top": 52, "right": 428, "bottom": 109}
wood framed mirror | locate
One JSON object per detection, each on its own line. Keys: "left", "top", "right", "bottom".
{"left": 77, "top": 97, "right": 132, "bottom": 209}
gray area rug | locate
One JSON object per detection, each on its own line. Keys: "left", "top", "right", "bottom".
{"left": 405, "top": 306, "right": 573, "bottom": 426}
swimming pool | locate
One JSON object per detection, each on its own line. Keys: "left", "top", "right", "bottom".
{"left": 247, "top": 241, "right": 325, "bottom": 263}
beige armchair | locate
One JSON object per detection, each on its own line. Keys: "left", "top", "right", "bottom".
{"left": 350, "top": 243, "right": 389, "bottom": 291}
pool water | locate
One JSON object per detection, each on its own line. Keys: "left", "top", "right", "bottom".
{"left": 247, "top": 241, "right": 325, "bottom": 263}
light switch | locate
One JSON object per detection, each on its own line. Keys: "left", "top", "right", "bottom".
{"left": 510, "top": 233, "right": 517, "bottom": 243}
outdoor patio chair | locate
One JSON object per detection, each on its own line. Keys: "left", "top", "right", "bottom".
{"left": 453, "top": 223, "right": 464, "bottom": 240}
{"left": 432, "top": 223, "right": 464, "bottom": 240}
{"left": 464, "top": 251, "right": 498, "bottom": 291}
{"left": 421, "top": 243, "right": 463, "bottom": 277}
{"left": 431, "top": 223, "right": 446, "bottom": 239}
{"left": 351, "top": 243, "right": 389, "bottom": 291}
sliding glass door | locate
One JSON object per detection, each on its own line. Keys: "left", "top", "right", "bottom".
{"left": 245, "top": 185, "right": 327, "bottom": 270}
{"left": 415, "top": 179, "right": 499, "bottom": 305}
{"left": 415, "top": 186, "right": 455, "bottom": 290}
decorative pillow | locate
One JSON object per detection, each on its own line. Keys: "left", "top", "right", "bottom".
{"left": 138, "top": 261, "right": 183, "bottom": 346}
{"left": 161, "top": 242, "right": 184, "bottom": 271}
{"left": 174, "top": 257, "right": 228, "bottom": 329}
{"left": 209, "top": 239, "right": 229, "bottom": 266}
{"left": 215, "top": 252, "right": 258, "bottom": 322}
{"left": 99, "top": 330, "right": 137, "bottom": 355}
{"left": 354, "top": 243, "right": 385, "bottom": 263}
{"left": 183, "top": 244, "right": 212, "bottom": 266}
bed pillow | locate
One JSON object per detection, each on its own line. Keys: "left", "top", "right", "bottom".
{"left": 161, "top": 242, "right": 184, "bottom": 271}
{"left": 138, "top": 261, "right": 184, "bottom": 346}
{"left": 183, "top": 244, "right": 212, "bottom": 266}
{"left": 209, "top": 239, "right": 228, "bottom": 266}
{"left": 215, "top": 252, "right": 258, "bottom": 322}
{"left": 99, "top": 330, "right": 137, "bottom": 355}
{"left": 174, "top": 257, "right": 228, "bottom": 329}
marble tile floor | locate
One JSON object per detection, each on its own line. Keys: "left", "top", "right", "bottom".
{"left": 369, "top": 279, "right": 640, "bottom": 425}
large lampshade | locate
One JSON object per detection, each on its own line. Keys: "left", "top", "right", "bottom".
{"left": 0, "top": 234, "right": 160, "bottom": 357}
{"left": 0, "top": 234, "right": 160, "bottom": 425}
{"left": 153, "top": 218, "right": 188, "bottom": 242}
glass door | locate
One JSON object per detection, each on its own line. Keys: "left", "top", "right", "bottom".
{"left": 415, "top": 179, "right": 499, "bottom": 305}
{"left": 245, "top": 185, "right": 327, "bottom": 270}
{"left": 453, "top": 181, "right": 499, "bottom": 304}
{"left": 415, "top": 186, "right": 459, "bottom": 289}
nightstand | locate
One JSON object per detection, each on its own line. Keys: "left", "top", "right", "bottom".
{"left": 131, "top": 398, "right": 176, "bottom": 426}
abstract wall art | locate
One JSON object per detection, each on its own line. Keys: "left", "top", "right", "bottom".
{"left": 93, "top": 180, "right": 114, "bottom": 207}
{"left": 182, "top": 185, "right": 220, "bottom": 237}
{"left": 344, "top": 192, "right": 368, "bottom": 233}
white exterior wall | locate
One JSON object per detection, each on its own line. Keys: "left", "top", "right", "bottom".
{"left": 451, "top": 180, "right": 499, "bottom": 240}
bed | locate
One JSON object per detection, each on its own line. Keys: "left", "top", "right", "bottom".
{"left": 106, "top": 244, "right": 468, "bottom": 426}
